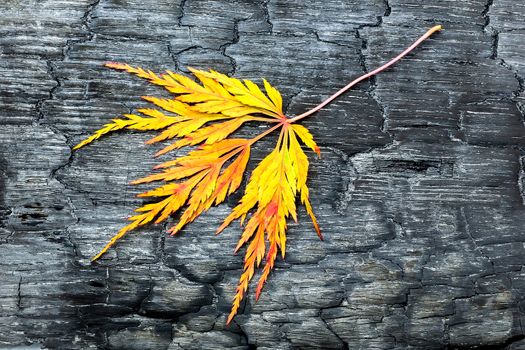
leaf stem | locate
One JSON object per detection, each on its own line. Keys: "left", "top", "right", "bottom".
{"left": 249, "top": 121, "right": 287, "bottom": 145}
{"left": 251, "top": 116, "right": 281, "bottom": 123}
{"left": 289, "top": 25, "right": 442, "bottom": 123}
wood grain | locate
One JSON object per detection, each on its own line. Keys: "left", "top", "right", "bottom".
{"left": 0, "top": 0, "right": 524, "bottom": 348}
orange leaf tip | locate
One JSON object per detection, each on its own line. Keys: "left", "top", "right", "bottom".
{"left": 226, "top": 315, "right": 234, "bottom": 326}
{"left": 105, "top": 62, "right": 126, "bottom": 69}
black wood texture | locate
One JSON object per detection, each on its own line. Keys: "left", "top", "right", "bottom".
{"left": 1, "top": 0, "right": 524, "bottom": 349}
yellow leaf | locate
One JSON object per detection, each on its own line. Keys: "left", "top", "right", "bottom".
{"left": 77, "top": 63, "right": 323, "bottom": 326}
{"left": 291, "top": 124, "right": 320, "bottom": 155}
{"left": 77, "top": 25, "right": 443, "bottom": 325}
{"left": 263, "top": 79, "right": 283, "bottom": 112}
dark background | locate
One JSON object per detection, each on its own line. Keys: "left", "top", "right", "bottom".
{"left": 1, "top": 0, "right": 525, "bottom": 349}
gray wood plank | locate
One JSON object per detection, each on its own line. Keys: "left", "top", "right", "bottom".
{"left": 1, "top": 0, "right": 524, "bottom": 348}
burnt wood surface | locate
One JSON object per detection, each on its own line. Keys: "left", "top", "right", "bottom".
{"left": 1, "top": 0, "right": 525, "bottom": 349}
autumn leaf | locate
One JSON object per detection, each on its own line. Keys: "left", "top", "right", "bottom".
{"left": 74, "top": 25, "right": 442, "bottom": 324}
